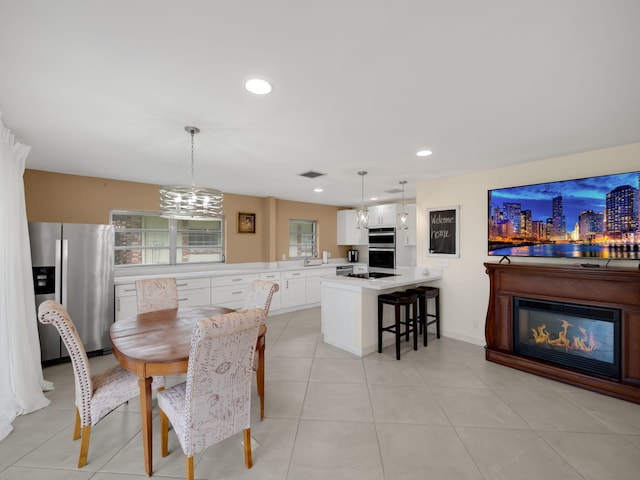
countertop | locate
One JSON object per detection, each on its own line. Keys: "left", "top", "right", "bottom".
{"left": 320, "top": 267, "right": 443, "bottom": 291}
{"left": 114, "top": 262, "right": 363, "bottom": 285}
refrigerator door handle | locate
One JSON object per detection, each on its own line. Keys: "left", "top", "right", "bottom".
{"left": 61, "top": 239, "right": 69, "bottom": 307}
{"left": 55, "top": 239, "right": 62, "bottom": 303}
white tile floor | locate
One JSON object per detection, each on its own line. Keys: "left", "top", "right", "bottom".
{"left": 2, "top": 306, "right": 640, "bottom": 479}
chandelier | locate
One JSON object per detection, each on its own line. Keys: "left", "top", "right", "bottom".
{"left": 159, "top": 126, "right": 224, "bottom": 220}
{"left": 356, "top": 171, "right": 369, "bottom": 229}
{"left": 397, "top": 180, "right": 409, "bottom": 229}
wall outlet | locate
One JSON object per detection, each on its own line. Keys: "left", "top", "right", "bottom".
{"left": 435, "top": 258, "right": 449, "bottom": 267}
{"left": 282, "top": 254, "right": 286, "bottom": 261}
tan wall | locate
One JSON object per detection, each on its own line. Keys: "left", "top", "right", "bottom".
{"left": 275, "top": 199, "right": 349, "bottom": 262}
{"left": 24, "top": 169, "right": 349, "bottom": 264}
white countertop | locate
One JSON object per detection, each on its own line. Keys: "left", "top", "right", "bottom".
{"left": 320, "top": 267, "right": 442, "bottom": 291}
{"left": 114, "top": 262, "right": 344, "bottom": 284}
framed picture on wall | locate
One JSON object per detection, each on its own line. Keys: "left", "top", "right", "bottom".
{"left": 427, "top": 205, "right": 460, "bottom": 257}
{"left": 238, "top": 212, "right": 256, "bottom": 234}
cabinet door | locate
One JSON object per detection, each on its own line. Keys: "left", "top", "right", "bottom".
{"left": 380, "top": 204, "right": 397, "bottom": 225}
{"left": 368, "top": 204, "right": 397, "bottom": 226}
{"left": 306, "top": 276, "right": 321, "bottom": 304}
{"left": 337, "top": 210, "right": 367, "bottom": 245}
{"left": 259, "top": 271, "right": 282, "bottom": 311}
{"left": 398, "top": 204, "right": 417, "bottom": 245}
{"left": 283, "top": 275, "right": 306, "bottom": 308}
{"left": 115, "top": 294, "right": 138, "bottom": 321}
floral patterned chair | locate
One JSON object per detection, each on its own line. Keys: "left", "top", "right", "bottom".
{"left": 158, "top": 308, "right": 264, "bottom": 479}
{"left": 37, "top": 300, "right": 165, "bottom": 468}
{"left": 135, "top": 277, "right": 178, "bottom": 314}
{"left": 241, "top": 280, "right": 279, "bottom": 420}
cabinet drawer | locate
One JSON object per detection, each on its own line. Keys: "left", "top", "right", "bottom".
{"left": 305, "top": 267, "right": 335, "bottom": 277}
{"left": 115, "top": 283, "right": 137, "bottom": 297}
{"left": 177, "top": 287, "right": 210, "bottom": 307}
{"left": 259, "top": 272, "right": 281, "bottom": 282}
{"left": 212, "top": 273, "right": 259, "bottom": 287}
{"left": 211, "top": 284, "right": 251, "bottom": 304}
{"left": 284, "top": 270, "right": 305, "bottom": 280}
{"left": 176, "top": 277, "right": 210, "bottom": 290}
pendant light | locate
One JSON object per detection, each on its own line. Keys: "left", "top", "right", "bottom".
{"left": 159, "top": 126, "right": 224, "bottom": 220}
{"left": 398, "top": 180, "right": 409, "bottom": 229}
{"left": 356, "top": 171, "right": 369, "bottom": 229}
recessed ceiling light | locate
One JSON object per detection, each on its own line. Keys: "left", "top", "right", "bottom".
{"left": 416, "top": 150, "right": 433, "bottom": 157}
{"left": 245, "top": 78, "right": 273, "bottom": 95}
{"left": 370, "top": 197, "right": 378, "bottom": 201}
{"left": 314, "top": 188, "right": 323, "bottom": 193}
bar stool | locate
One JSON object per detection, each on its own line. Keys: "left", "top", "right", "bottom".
{"left": 378, "top": 291, "right": 418, "bottom": 360}
{"left": 406, "top": 286, "right": 440, "bottom": 346}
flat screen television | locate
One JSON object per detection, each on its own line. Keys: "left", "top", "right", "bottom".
{"left": 488, "top": 171, "right": 640, "bottom": 259}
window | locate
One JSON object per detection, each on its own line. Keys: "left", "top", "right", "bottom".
{"left": 289, "top": 219, "right": 317, "bottom": 259}
{"left": 111, "top": 211, "right": 224, "bottom": 266}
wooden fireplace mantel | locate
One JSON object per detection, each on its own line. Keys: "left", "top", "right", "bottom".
{"left": 484, "top": 262, "right": 640, "bottom": 404}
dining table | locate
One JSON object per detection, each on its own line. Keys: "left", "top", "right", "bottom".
{"left": 110, "top": 305, "right": 239, "bottom": 476}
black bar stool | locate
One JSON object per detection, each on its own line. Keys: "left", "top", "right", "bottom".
{"left": 406, "top": 286, "right": 440, "bottom": 346}
{"left": 378, "top": 291, "right": 418, "bottom": 360}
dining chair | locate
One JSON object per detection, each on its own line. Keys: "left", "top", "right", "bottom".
{"left": 241, "top": 280, "right": 279, "bottom": 420}
{"left": 135, "top": 277, "right": 178, "bottom": 313}
{"left": 158, "top": 308, "right": 264, "bottom": 479}
{"left": 37, "top": 300, "right": 165, "bottom": 468}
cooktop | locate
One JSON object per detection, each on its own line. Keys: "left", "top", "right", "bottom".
{"left": 346, "top": 272, "right": 398, "bottom": 279}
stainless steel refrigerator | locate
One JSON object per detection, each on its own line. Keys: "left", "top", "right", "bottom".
{"left": 29, "top": 222, "right": 115, "bottom": 364}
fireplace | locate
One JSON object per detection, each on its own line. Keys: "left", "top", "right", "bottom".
{"left": 513, "top": 298, "right": 620, "bottom": 379}
{"left": 484, "top": 262, "right": 640, "bottom": 404}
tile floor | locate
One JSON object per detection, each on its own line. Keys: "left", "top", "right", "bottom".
{"left": 2, "top": 306, "right": 640, "bottom": 479}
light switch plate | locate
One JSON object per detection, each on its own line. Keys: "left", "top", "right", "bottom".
{"left": 435, "top": 258, "right": 449, "bottom": 267}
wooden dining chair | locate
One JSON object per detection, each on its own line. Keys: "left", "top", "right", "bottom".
{"left": 38, "top": 300, "right": 165, "bottom": 468}
{"left": 158, "top": 308, "right": 264, "bottom": 479}
{"left": 135, "top": 277, "right": 178, "bottom": 313}
{"left": 241, "top": 280, "right": 279, "bottom": 420}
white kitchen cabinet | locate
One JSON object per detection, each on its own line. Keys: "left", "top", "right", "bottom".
{"left": 282, "top": 270, "right": 307, "bottom": 308}
{"left": 305, "top": 266, "right": 336, "bottom": 304}
{"left": 114, "top": 283, "right": 138, "bottom": 321}
{"left": 259, "top": 271, "right": 282, "bottom": 311}
{"left": 211, "top": 273, "right": 259, "bottom": 309}
{"left": 368, "top": 204, "right": 397, "bottom": 226}
{"left": 337, "top": 210, "right": 368, "bottom": 245}
{"left": 115, "top": 276, "right": 211, "bottom": 320}
{"left": 397, "top": 204, "right": 417, "bottom": 246}
{"left": 176, "top": 277, "right": 211, "bottom": 307}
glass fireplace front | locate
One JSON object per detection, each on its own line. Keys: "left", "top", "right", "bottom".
{"left": 513, "top": 297, "right": 621, "bottom": 379}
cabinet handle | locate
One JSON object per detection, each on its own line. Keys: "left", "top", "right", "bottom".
{"left": 176, "top": 283, "right": 188, "bottom": 287}
{"left": 124, "top": 288, "right": 136, "bottom": 292}
{"left": 232, "top": 278, "right": 242, "bottom": 282}
{"left": 116, "top": 298, "right": 120, "bottom": 312}
{"left": 232, "top": 291, "right": 242, "bottom": 295}
{"left": 178, "top": 298, "right": 188, "bottom": 302}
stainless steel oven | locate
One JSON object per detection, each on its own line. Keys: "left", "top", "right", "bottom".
{"left": 368, "top": 227, "right": 396, "bottom": 269}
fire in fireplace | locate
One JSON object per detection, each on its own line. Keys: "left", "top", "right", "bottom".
{"left": 513, "top": 298, "right": 621, "bottom": 379}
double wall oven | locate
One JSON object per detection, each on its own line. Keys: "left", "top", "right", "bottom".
{"left": 368, "top": 227, "right": 395, "bottom": 269}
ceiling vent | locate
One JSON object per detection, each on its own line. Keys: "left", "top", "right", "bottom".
{"left": 297, "top": 170, "right": 326, "bottom": 179}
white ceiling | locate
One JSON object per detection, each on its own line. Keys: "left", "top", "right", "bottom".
{"left": 1, "top": 1, "right": 640, "bottom": 208}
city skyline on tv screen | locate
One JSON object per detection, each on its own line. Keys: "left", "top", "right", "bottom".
{"left": 488, "top": 171, "right": 640, "bottom": 259}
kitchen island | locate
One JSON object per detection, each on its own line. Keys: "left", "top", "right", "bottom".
{"left": 320, "top": 267, "right": 442, "bottom": 356}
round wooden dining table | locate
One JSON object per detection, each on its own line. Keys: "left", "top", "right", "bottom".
{"left": 110, "top": 305, "right": 235, "bottom": 476}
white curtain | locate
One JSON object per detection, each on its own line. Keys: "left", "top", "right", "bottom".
{"left": 0, "top": 112, "right": 52, "bottom": 442}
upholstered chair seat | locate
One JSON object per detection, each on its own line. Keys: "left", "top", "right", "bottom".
{"left": 158, "top": 308, "right": 264, "bottom": 479}
{"left": 38, "top": 300, "right": 165, "bottom": 468}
